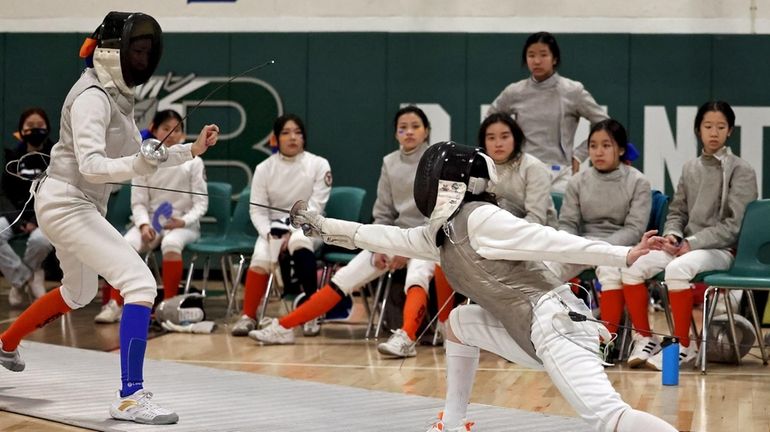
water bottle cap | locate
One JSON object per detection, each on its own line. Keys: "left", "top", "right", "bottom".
{"left": 660, "top": 336, "right": 679, "bottom": 348}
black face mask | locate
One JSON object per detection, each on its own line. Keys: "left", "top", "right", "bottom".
{"left": 22, "top": 128, "right": 49, "bottom": 147}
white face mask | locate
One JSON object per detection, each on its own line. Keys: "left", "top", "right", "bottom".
{"left": 93, "top": 47, "right": 132, "bottom": 96}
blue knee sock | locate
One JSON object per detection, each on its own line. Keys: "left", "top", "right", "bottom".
{"left": 119, "top": 304, "right": 151, "bottom": 397}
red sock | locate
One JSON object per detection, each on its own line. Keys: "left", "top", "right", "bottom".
{"left": 162, "top": 259, "right": 183, "bottom": 300}
{"left": 434, "top": 266, "right": 455, "bottom": 323}
{"left": 1, "top": 287, "right": 72, "bottom": 352}
{"left": 402, "top": 286, "right": 428, "bottom": 340}
{"left": 599, "top": 289, "right": 624, "bottom": 335}
{"left": 279, "top": 285, "right": 343, "bottom": 329}
{"left": 623, "top": 283, "right": 652, "bottom": 337}
{"left": 241, "top": 269, "right": 270, "bottom": 319}
{"left": 669, "top": 289, "right": 694, "bottom": 347}
{"left": 108, "top": 285, "right": 123, "bottom": 306}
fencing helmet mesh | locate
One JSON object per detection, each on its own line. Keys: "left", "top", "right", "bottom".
{"left": 156, "top": 293, "right": 206, "bottom": 325}
{"left": 413, "top": 141, "right": 496, "bottom": 218}
{"left": 90, "top": 12, "right": 162, "bottom": 93}
{"left": 705, "top": 314, "right": 756, "bottom": 364}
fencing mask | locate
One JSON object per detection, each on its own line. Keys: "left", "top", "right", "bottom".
{"left": 706, "top": 314, "right": 756, "bottom": 364}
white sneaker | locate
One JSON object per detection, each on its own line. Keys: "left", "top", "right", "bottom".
{"left": 0, "top": 341, "right": 25, "bottom": 372}
{"left": 627, "top": 334, "right": 662, "bottom": 368}
{"left": 231, "top": 315, "right": 257, "bottom": 336}
{"left": 249, "top": 318, "right": 295, "bottom": 344}
{"left": 109, "top": 389, "right": 178, "bottom": 425}
{"left": 645, "top": 341, "right": 699, "bottom": 371}
{"left": 426, "top": 412, "right": 474, "bottom": 431}
{"left": 302, "top": 317, "right": 321, "bottom": 337}
{"left": 28, "top": 269, "right": 46, "bottom": 299}
{"left": 94, "top": 300, "right": 122, "bottom": 324}
{"left": 377, "top": 329, "right": 417, "bottom": 358}
{"left": 8, "top": 285, "right": 25, "bottom": 308}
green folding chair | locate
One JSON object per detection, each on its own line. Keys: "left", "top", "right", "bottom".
{"left": 700, "top": 199, "right": 770, "bottom": 372}
{"left": 182, "top": 182, "right": 233, "bottom": 297}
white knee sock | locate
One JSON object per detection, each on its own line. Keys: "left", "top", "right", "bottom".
{"left": 442, "top": 340, "right": 480, "bottom": 428}
{"left": 615, "top": 408, "right": 677, "bottom": 432}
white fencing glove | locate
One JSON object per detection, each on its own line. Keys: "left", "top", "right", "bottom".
{"left": 290, "top": 200, "right": 361, "bottom": 250}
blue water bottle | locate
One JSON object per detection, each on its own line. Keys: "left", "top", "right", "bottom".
{"left": 661, "top": 336, "right": 679, "bottom": 386}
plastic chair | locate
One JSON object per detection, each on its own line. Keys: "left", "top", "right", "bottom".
{"left": 317, "top": 187, "right": 368, "bottom": 286}
{"left": 106, "top": 183, "right": 132, "bottom": 234}
{"left": 700, "top": 199, "right": 770, "bottom": 372}
{"left": 551, "top": 192, "right": 563, "bottom": 215}
{"left": 222, "top": 187, "right": 260, "bottom": 318}
{"left": 182, "top": 182, "right": 233, "bottom": 297}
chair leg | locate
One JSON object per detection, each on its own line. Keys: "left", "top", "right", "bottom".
{"left": 227, "top": 254, "right": 247, "bottom": 319}
{"left": 374, "top": 272, "right": 393, "bottom": 339}
{"left": 257, "top": 273, "right": 275, "bottom": 324}
{"left": 701, "top": 286, "right": 719, "bottom": 374}
{"left": 656, "top": 281, "right": 675, "bottom": 334}
{"left": 723, "top": 288, "right": 744, "bottom": 365}
{"left": 219, "top": 255, "right": 231, "bottom": 305}
{"left": 183, "top": 253, "right": 198, "bottom": 295}
{"left": 745, "top": 290, "right": 769, "bottom": 365}
{"left": 365, "top": 275, "right": 386, "bottom": 340}
{"left": 200, "top": 256, "right": 211, "bottom": 297}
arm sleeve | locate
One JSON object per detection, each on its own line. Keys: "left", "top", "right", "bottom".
{"left": 557, "top": 178, "right": 582, "bottom": 235}
{"left": 486, "top": 85, "right": 517, "bottom": 117}
{"left": 130, "top": 175, "right": 151, "bottom": 228}
{"left": 572, "top": 86, "right": 609, "bottom": 163}
{"left": 469, "top": 205, "right": 629, "bottom": 267}
{"left": 523, "top": 162, "right": 556, "bottom": 225}
{"left": 604, "top": 177, "right": 652, "bottom": 246}
{"left": 308, "top": 158, "right": 332, "bottom": 215}
{"left": 354, "top": 224, "right": 441, "bottom": 262}
{"left": 181, "top": 159, "right": 209, "bottom": 227}
{"left": 663, "top": 174, "right": 689, "bottom": 239}
{"left": 687, "top": 165, "right": 758, "bottom": 250}
{"left": 249, "top": 164, "right": 271, "bottom": 239}
{"left": 371, "top": 162, "right": 397, "bottom": 225}
{"left": 71, "top": 90, "right": 157, "bottom": 183}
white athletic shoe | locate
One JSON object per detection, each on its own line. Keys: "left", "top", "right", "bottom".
{"left": 231, "top": 315, "right": 257, "bottom": 336}
{"left": 8, "top": 285, "right": 25, "bottom": 308}
{"left": 627, "top": 334, "right": 662, "bottom": 368}
{"left": 94, "top": 300, "right": 122, "bottom": 324}
{"left": 249, "top": 318, "right": 295, "bottom": 344}
{"left": 377, "top": 329, "right": 417, "bottom": 358}
{"left": 0, "top": 341, "right": 25, "bottom": 372}
{"left": 109, "top": 390, "right": 178, "bottom": 425}
{"left": 302, "top": 317, "right": 321, "bottom": 337}
{"left": 28, "top": 269, "right": 46, "bottom": 299}
{"left": 426, "top": 412, "right": 474, "bottom": 431}
{"left": 645, "top": 341, "right": 699, "bottom": 371}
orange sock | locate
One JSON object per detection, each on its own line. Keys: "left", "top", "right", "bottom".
{"left": 241, "top": 269, "right": 270, "bottom": 319}
{"left": 599, "top": 289, "right": 624, "bottom": 335}
{"left": 669, "top": 289, "right": 694, "bottom": 347}
{"left": 1, "top": 287, "right": 72, "bottom": 352}
{"left": 434, "top": 266, "right": 455, "bottom": 323}
{"left": 279, "top": 284, "right": 343, "bottom": 329}
{"left": 402, "top": 286, "right": 428, "bottom": 340}
{"left": 108, "top": 285, "right": 124, "bottom": 306}
{"left": 162, "top": 259, "right": 183, "bottom": 300}
{"left": 623, "top": 283, "right": 652, "bottom": 337}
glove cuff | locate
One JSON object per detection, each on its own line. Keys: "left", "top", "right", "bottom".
{"left": 321, "top": 218, "right": 361, "bottom": 250}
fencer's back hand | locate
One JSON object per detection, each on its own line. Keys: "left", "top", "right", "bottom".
{"left": 192, "top": 124, "right": 220, "bottom": 157}
{"left": 626, "top": 230, "right": 665, "bottom": 266}
{"left": 289, "top": 200, "right": 361, "bottom": 250}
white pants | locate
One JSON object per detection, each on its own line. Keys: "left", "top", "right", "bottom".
{"left": 450, "top": 285, "right": 630, "bottom": 432}
{"left": 34, "top": 177, "right": 156, "bottom": 307}
{"left": 124, "top": 225, "right": 199, "bottom": 255}
{"left": 249, "top": 229, "right": 322, "bottom": 271}
{"left": 0, "top": 217, "right": 53, "bottom": 288}
{"left": 330, "top": 249, "right": 435, "bottom": 295}
{"left": 622, "top": 249, "right": 734, "bottom": 291}
{"left": 546, "top": 262, "right": 623, "bottom": 291}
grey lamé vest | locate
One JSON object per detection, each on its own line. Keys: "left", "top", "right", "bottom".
{"left": 439, "top": 201, "right": 564, "bottom": 362}
{"left": 47, "top": 68, "right": 141, "bottom": 215}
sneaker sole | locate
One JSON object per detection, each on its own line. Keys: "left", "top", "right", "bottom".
{"left": 626, "top": 357, "right": 647, "bottom": 368}
{"left": 231, "top": 327, "right": 254, "bottom": 337}
{"left": 248, "top": 332, "right": 295, "bottom": 345}
{"left": 110, "top": 412, "right": 179, "bottom": 425}
{"left": 376, "top": 345, "right": 416, "bottom": 358}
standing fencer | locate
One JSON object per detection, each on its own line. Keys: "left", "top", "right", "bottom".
{"left": 291, "top": 142, "right": 677, "bottom": 432}
{"left": 0, "top": 12, "right": 218, "bottom": 425}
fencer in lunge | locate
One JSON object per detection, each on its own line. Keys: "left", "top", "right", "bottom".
{"left": 291, "top": 142, "right": 677, "bottom": 432}
{"left": 0, "top": 12, "right": 218, "bottom": 425}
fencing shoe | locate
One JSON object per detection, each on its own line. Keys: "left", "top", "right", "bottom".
{"left": 249, "top": 318, "right": 295, "bottom": 344}
{"left": 302, "top": 317, "right": 321, "bottom": 337}
{"left": 231, "top": 314, "right": 257, "bottom": 336}
{"left": 377, "top": 329, "right": 417, "bottom": 358}
{"left": 0, "top": 341, "right": 25, "bottom": 372}
{"left": 28, "top": 269, "right": 46, "bottom": 299}
{"left": 426, "top": 412, "right": 474, "bottom": 431}
{"left": 645, "top": 341, "right": 698, "bottom": 371}
{"left": 627, "top": 334, "right": 662, "bottom": 368}
{"left": 94, "top": 299, "right": 122, "bottom": 324}
{"left": 8, "top": 285, "right": 25, "bottom": 308}
{"left": 110, "top": 390, "right": 178, "bottom": 425}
